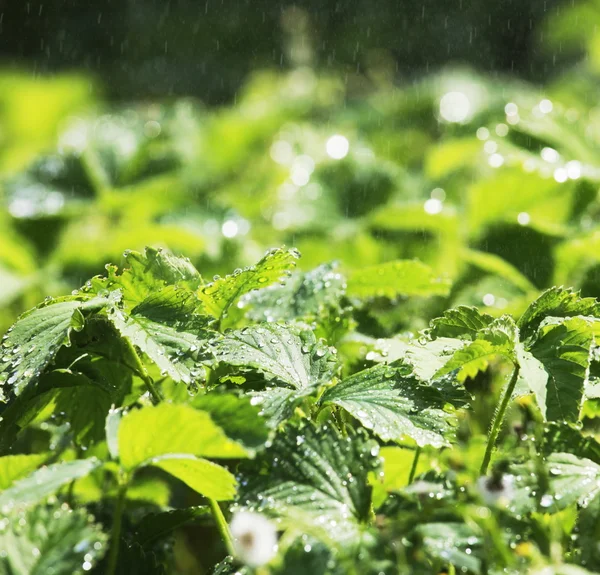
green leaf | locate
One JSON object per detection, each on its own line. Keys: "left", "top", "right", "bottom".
{"left": 0, "top": 503, "right": 107, "bottom": 575}
{"left": 543, "top": 422, "right": 600, "bottom": 465}
{"left": 135, "top": 506, "right": 210, "bottom": 546}
{"left": 468, "top": 169, "right": 574, "bottom": 236}
{"left": 428, "top": 306, "right": 495, "bottom": 340}
{"left": 346, "top": 260, "right": 450, "bottom": 299}
{"left": 514, "top": 343, "right": 549, "bottom": 411}
{"left": 152, "top": 455, "right": 237, "bottom": 501}
{"left": 0, "top": 458, "right": 100, "bottom": 510}
{"left": 404, "top": 338, "right": 466, "bottom": 382}
{"left": 425, "top": 137, "right": 482, "bottom": 179}
{"left": 212, "top": 322, "right": 338, "bottom": 426}
{"left": 191, "top": 392, "right": 270, "bottom": 455}
{"left": 518, "top": 287, "right": 600, "bottom": 341}
{"left": 245, "top": 386, "right": 306, "bottom": 428}
{"left": 0, "top": 295, "right": 111, "bottom": 401}
{"left": 242, "top": 262, "right": 346, "bottom": 323}
{"left": 107, "top": 286, "right": 210, "bottom": 386}
{"left": 0, "top": 453, "right": 48, "bottom": 490}
{"left": 117, "top": 403, "right": 248, "bottom": 471}
{"left": 239, "top": 422, "right": 380, "bottom": 547}
{"left": 36, "top": 382, "right": 113, "bottom": 446}
{"left": 275, "top": 539, "right": 344, "bottom": 575}
{"left": 322, "top": 365, "right": 455, "bottom": 447}
{"left": 575, "top": 494, "right": 600, "bottom": 570}
{"left": 49, "top": 316, "right": 137, "bottom": 398}
{"left": 212, "top": 557, "right": 251, "bottom": 575}
{"left": 545, "top": 453, "right": 600, "bottom": 509}
{"left": 415, "top": 522, "right": 482, "bottom": 574}
{"left": 528, "top": 317, "right": 593, "bottom": 421}
{"left": 213, "top": 322, "right": 338, "bottom": 391}
{"left": 110, "top": 539, "right": 167, "bottom": 575}
{"left": 92, "top": 246, "right": 202, "bottom": 309}
{"left": 435, "top": 316, "right": 518, "bottom": 380}
{"left": 463, "top": 249, "right": 537, "bottom": 294}
{"left": 198, "top": 247, "right": 300, "bottom": 321}
{"left": 526, "top": 566, "right": 599, "bottom": 575}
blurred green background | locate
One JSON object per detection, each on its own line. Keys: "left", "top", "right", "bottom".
{"left": 0, "top": 0, "right": 572, "bottom": 102}
{"left": 1, "top": 0, "right": 600, "bottom": 337}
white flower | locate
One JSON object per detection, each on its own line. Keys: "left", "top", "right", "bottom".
{"left": 229, "top": 511, "right": 278, "bottom": 567}
{"left": 477, "top": 474, "right": 514, "bottom": 507}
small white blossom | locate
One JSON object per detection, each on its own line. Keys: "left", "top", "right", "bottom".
{"left": 477, "top": 474, "right": 514, "bottom": 507}
{"left": 230, "top": 511, "right": 277, "bottom": 567}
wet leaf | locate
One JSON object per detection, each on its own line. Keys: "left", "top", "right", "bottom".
{"left": 107, "top": 286, "right": 210, "bottom": 386}
{"left": 528, "top": 317, "right": 593, "bottom": 421}
{"left": 322, "top": 365, "right": 455, "bottom": 447}
{"left": 198, "top": 247, "right": 300, "bottom": 321}
{"left": 415, "top": 522, "right": 482, "bottom": 573}
{"left": 238, "top": 422, "right": 380, "bottom": 548}
{"left": 0, "top": 458, "right": 100, "bottom": 509}
{"left": 0, "top": 295, "right": 111, "bottom": 401}
{"left": 428, "top": 306, "right": 495, "bottom": 341}
{"left": 518, "top": 287, "right": 600, "bottom": 342}
{"left": 212, "top": 322, "right": 338, "bottom": 426}
{"left": 90, "top": 246, "right": 202, "bottom": 309}
{"left": 434, "top": 315, "right": 518, "bottom": 380}
{"left": 242, "top": 262, "right": 346, "bottom": 323}
{"left": 0, "top": 503, "right": 107, "bottom": 575}
{"left": 191, "top": 392, "right": 270, "bottom": 455}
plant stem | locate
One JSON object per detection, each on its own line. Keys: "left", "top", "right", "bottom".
{"left": 123, "top": 338, "right": 162, "bottom": 404}
{"left": 408, "top": 447, "right": 421, "bottom": 484}
{"left": 107, "top": 479, "right": 128, "bottom": 575}
{"left": 209, "top": 498, "right": 235, "bottom": 556}
{"left": 480, "top": 364, "right": 520, "bottom": 475}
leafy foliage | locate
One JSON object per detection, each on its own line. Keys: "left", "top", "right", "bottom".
{"left": 322, "top": 365, "right": 455, "bottom": 447}
{"left": 242, "top": 262, "right": 346, "bottom": 323}
{"left": 0, "top": 295, "right": 111, "bottom": 400}
{"left": 2, "top": 242, "right": 600, "bottom": 573}
{"left": 518, "top": 288, "right": 600, "bottom": 342}
{"left": 528, "top": 317, "right": 594, "bottom": 421}
{"left": 345, "top": 260, "right": 451, "bottom": 299}
{"left": 238, "top": 422, "right": 379, "bottom": 548}
{"left": 0, "top": 459, "right": 100, "bottom": 509}
{"left": 0, "top": 504, "right": 107, "bottom": 575}
{"left": 116, "top": 404, "right": 241, "bottom": 500}
{"left": 4, "top": 6, "right": 600, "bottom": 570}
{"left": 212, "top": 322, "right": 338, "bottom": 424}
{"left": 198, "top": 247, "right": 300, "bottom": 322}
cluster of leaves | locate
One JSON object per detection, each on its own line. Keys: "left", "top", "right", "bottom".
{"left": 2, "top": 243, "right": 600, "bottom": 575}
{"left": 2, "top": 3, "right": 600, "bottom": 572}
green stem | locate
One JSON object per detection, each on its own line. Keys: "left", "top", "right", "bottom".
{"left": 106, "top": 479, "right": 128, "bottom": 575}
{"left": 480, "top": 364, "right": 520, "bottom": 475}
{"left": 122, "top": 338, "right": 162, "bottom": 404}
{"left": 209, "top": 498, "right": 235, "bottom": 556}
{"left": 408, "top": 447, "right": 421, "bottom": 484}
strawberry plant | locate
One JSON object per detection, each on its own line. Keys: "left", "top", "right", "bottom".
{"left": 2, "top": 3, "right": 600, "bottom": 572}
{"left": 2, "top": 244, "right": 600, "bottom": 574}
